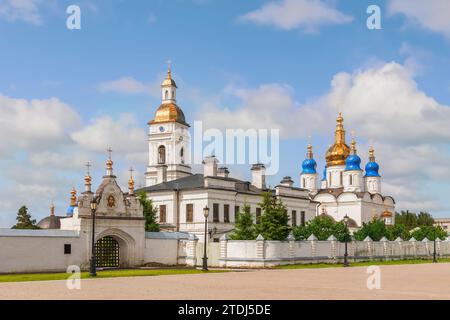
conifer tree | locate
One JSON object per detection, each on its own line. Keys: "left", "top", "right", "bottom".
{"left": 230, "top": 204, "right": 256, "bottom": 240}
{"left": 12, "top": 206, "right": 39, "bottom": 229}
{"left": 256, "top": 192, "right": 290, "bottom": 240}
{"left": 137, "top": 191, "right": 160, "bottom": 232}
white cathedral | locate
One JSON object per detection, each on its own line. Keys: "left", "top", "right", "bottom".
{"left": 137, "top": 67, "right": 395, "bottom": 240}
{"left": 38, "top": 66, "right": 395, "bottom": 241}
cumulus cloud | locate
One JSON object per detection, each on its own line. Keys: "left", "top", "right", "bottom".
{"left": 239, "top": 0, "right": 353, "bottom": 32}
{"left": 97, "top": 77, "right": 160, "bottom": 96}
{"left": 0, "top": 0, "right": 42, "bottom": 25}
{"left": 197, "top": 61, "right": 450, "bottom": 215}
{"left": 0, "top": 95, "right": 147, "bottom": 227}
{"left": 388, "top": 0, "right": 450, "bottom": 37}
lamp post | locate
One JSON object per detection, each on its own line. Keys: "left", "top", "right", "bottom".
{"left": 343, "top": 214, "right": 350, "bottom": 267}
{"left": 202, "top": 206, "right": 210, "bottom": 271}
{"left": 89, "top": 198, "right": 98, "bottom": 277}
{"left": 433, "top": 226, "right": 437, "bottom": 263}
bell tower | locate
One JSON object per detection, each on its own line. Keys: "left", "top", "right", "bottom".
{"left": 145, "top": 64, "right": 192, "bottom": 187}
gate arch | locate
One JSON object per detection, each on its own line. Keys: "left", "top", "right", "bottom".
{"left": 95, "top": 228, "right": 137, "bottom": 268}
{"left": 95, "top": 236, "right": 120, "bottom": 268}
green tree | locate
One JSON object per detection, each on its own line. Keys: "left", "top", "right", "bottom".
{"left": 292, "top": 215, "right": 350, "bottom": 242}
{"left": 12, "top": 206, "right": 39, "bottom": 229}
{"left": 416, "top": 211, "right": 434, "bottom": 227}
{"left": 410, "top": 225, "right": 447, "bottom": 241}
{"left": 353, "top": 219, "right": 386, "bottom": 241}
{"left": 385, "top": 224, "right": 410, "bottom": 241}
{"left": 255, "top": 192, "right": 290, "bottom": 240}
{"left": 229, "top": 204, "right": 257, "bottom": 240}
{"left": 137, "top": 191, "right": 160, "bottom": 232}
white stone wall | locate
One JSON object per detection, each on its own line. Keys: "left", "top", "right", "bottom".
{"left": 0, "top": 230, "right": 87, "bottom": 274}
{"left": 213, "top": 236, "right": 450, "bottom": 268}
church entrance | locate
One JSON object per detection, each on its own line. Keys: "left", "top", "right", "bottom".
{"left": 95, "top": 236, "right": 120, "bottom": 268}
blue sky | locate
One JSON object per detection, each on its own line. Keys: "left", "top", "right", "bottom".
{"left": 0, "top": 0, "right": 450, "bottom": 227}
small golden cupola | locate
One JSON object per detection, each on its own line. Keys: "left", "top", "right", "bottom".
{"left": 149, "top": 64, "right": 188, "bottom": 126}
{"left": 325, "top": 113, "right": 351, "bottom": 167}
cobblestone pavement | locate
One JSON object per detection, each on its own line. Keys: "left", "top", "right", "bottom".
{"left": 1, "top": 263, "right": 450, "bottom": 300}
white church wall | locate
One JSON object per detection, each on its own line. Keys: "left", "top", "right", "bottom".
{"left": 143, "top": 238, "right": 179, "bottom": 265}
{"left": 0, "top": 229, "right": 87, "bottom": 273}
{"left": 214, "top": 237, "right": 450, "bottom": 268}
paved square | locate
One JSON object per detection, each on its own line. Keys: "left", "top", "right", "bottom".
{"left": 1, "top": 263, "right": 449, "bottom": 300}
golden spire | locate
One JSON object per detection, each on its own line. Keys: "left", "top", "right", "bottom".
{"left": 84, "top": 161, "right": 92, "bottom": 193}
{"left": 369, "top": 145, "right": 376, "bottom": 162}
{"left": 325, "top": 113, "right": 351, "bottom": 167}
{"left": 50, "top": 201, "right": 55, "bottom": 216}
{"left": 128, "top": 167, "right": 135, "bottom": 195}
{"left": 70, "top": 187, "right": 77, "bottom": 206}
{"left": 350, "top": 130, "right": 357, "bottom": 154}
{"left": 161, "top": 60, "right": 177, "bottom": 88}
{"left": 106, "top": 147, "right": 114, "bottom": 176}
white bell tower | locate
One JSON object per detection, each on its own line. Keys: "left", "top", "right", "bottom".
{"left": 145, "top": 64, "right": 192, "bottom": 187}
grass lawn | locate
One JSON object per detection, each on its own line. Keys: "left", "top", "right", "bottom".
{"left": 277, "top": 258, "right": 450, "bottom": 269}
{"left": 0, "top": 268, "right": 224, "bottom": 283}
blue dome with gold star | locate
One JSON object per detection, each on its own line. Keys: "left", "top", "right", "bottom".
{"left": 364, "top": 146, "right": 380, "bottom": 177}
{"left": 301, "top": 143, "right": 317, "bottom": 174}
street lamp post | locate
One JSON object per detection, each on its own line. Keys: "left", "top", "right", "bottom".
{"left": 343, "top": 214, "right": 350, "bottom": 268}
{"left": 89, "top": 199, "right": 98, "bottom": 277}
{"left": 202, "top": 206, "right": 210, "bottom": 271}
{"left": 433, "top": 227, "right": 437, "bottom": 263}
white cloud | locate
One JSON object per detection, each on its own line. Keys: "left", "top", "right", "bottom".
{"left": 0, "top": 94, "right": 81, "bottom": 154}
{"left": 239, "top": 0, "right": 353, "bottom": 32}
{"left": 71, "top": 113, "right": 146, "bottom": 155}
{"left": 388, "top": 0, "right": 450, "bottom": 37}
{"left": 97, "top": 77, "right": 153, "bottom": 95}
{"left": 0, "top": 0, "right": 42, "bottom": 25}
{"left": 0, "top": 95, "right": 148, "bottom": 227}
{"left": 197, "top": 61, "right": 450, "bottom": 215}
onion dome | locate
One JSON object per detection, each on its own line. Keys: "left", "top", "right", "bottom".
{"left": 150, "top": 103, "right": 187, "bottom": 125}
{"left": 301, "top": 143, "right": 317, "bottom": 174}
{"left": 325, "top": 113, "right": 350, "bottom": 167}
{"left": 364, "top": 146, "right": 381, "bottom": 177}
{"left": 161, "top": 64, "right": 177, "bottom": 88}
{"left": 345, "top": 134, "right": 362, "bottom": 171}
{"left": 67, "top": 187, "right": 77, "bottom": 216}
{"left": 381, "top": 209, "right": 393, "bottom": 218}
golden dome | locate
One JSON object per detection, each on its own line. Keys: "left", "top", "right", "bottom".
{"left": 381, "top": 209, "right": 393, "bottom": 218}
{"left": 149, "top": 103, "right": 188, "bottom": 126}
{"left": 161, "top": 67, "right": 177, "bottom": 88}
{"left": 325, "top": 113, "right": 350, "bottom": 167}
{"left": 70, "top": 187, "right": 77, "bottom": 206}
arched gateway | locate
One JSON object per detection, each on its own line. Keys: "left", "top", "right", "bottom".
{"left": 95, "top": 236, "right": 120, "bottom": 268}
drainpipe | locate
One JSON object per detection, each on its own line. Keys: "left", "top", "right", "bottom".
{"left": 175, "top": 183, "right": 180, "bottom": 232}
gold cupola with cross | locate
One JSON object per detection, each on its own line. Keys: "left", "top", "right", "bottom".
{"left": 150, "top": 62, "right": 188, "bottom": 126}
{"left": 325, "top": 113, "right": 351, "bottom": 167}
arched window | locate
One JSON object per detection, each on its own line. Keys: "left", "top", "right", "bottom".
{"left": 158, "top": 145, "right": 166, "bottom": 164}
{"left": 349, "top": 175, "right": 353, "bottom": 185}
{"left": 165, "top": 90, "right": 169, "bottom": 100}
{"left": 339, "top": 172, "right": 343, "bottom": 185}
{"left": 180, "top": 147, "right": 184, "bottom": 164}
{"left": 302, "top": 177, "right": 306, "bottom": 188}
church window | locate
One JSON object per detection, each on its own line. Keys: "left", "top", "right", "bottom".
{"left": 301, "top": 211, "right": 306, "bottom": 226}
{"left": 224, "top": 204, "right": 230, "bottom": 223}
{"left": 165, "top": 90, "right": 169, "bottom": 100}
{"left": 180, "top": 147, "right": 184, "bottom": 164}
{"left": 159, "top": 205, "right": 167, "bottom": 223}
{"left": 329, "top": 173, "right": 332, "bottom": 185}
{"left": 186, "top": 204, "right": 193, "bottom": 223}
{"left": 292, "top": 210, "right": 297, "bottom": 226}
{"left": 256, "top": 208, "right": 262, "bottom": 224}
{"left": 302, "top": 178, "right": 306, "bottom": 188}
{"left": 158, "top": 145, "right": 166, "bottom": 164}
{"left": 339, "top": 172, "right": 342, "bottom": 185}
{"left": 64, "top": 244, "right": 71, "bottom": 254}
{"left": 213, "top": 203, "right": 219, "bottom": 222}
{"left": 349, "top": 175, "right": 353, "bottom": 185}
